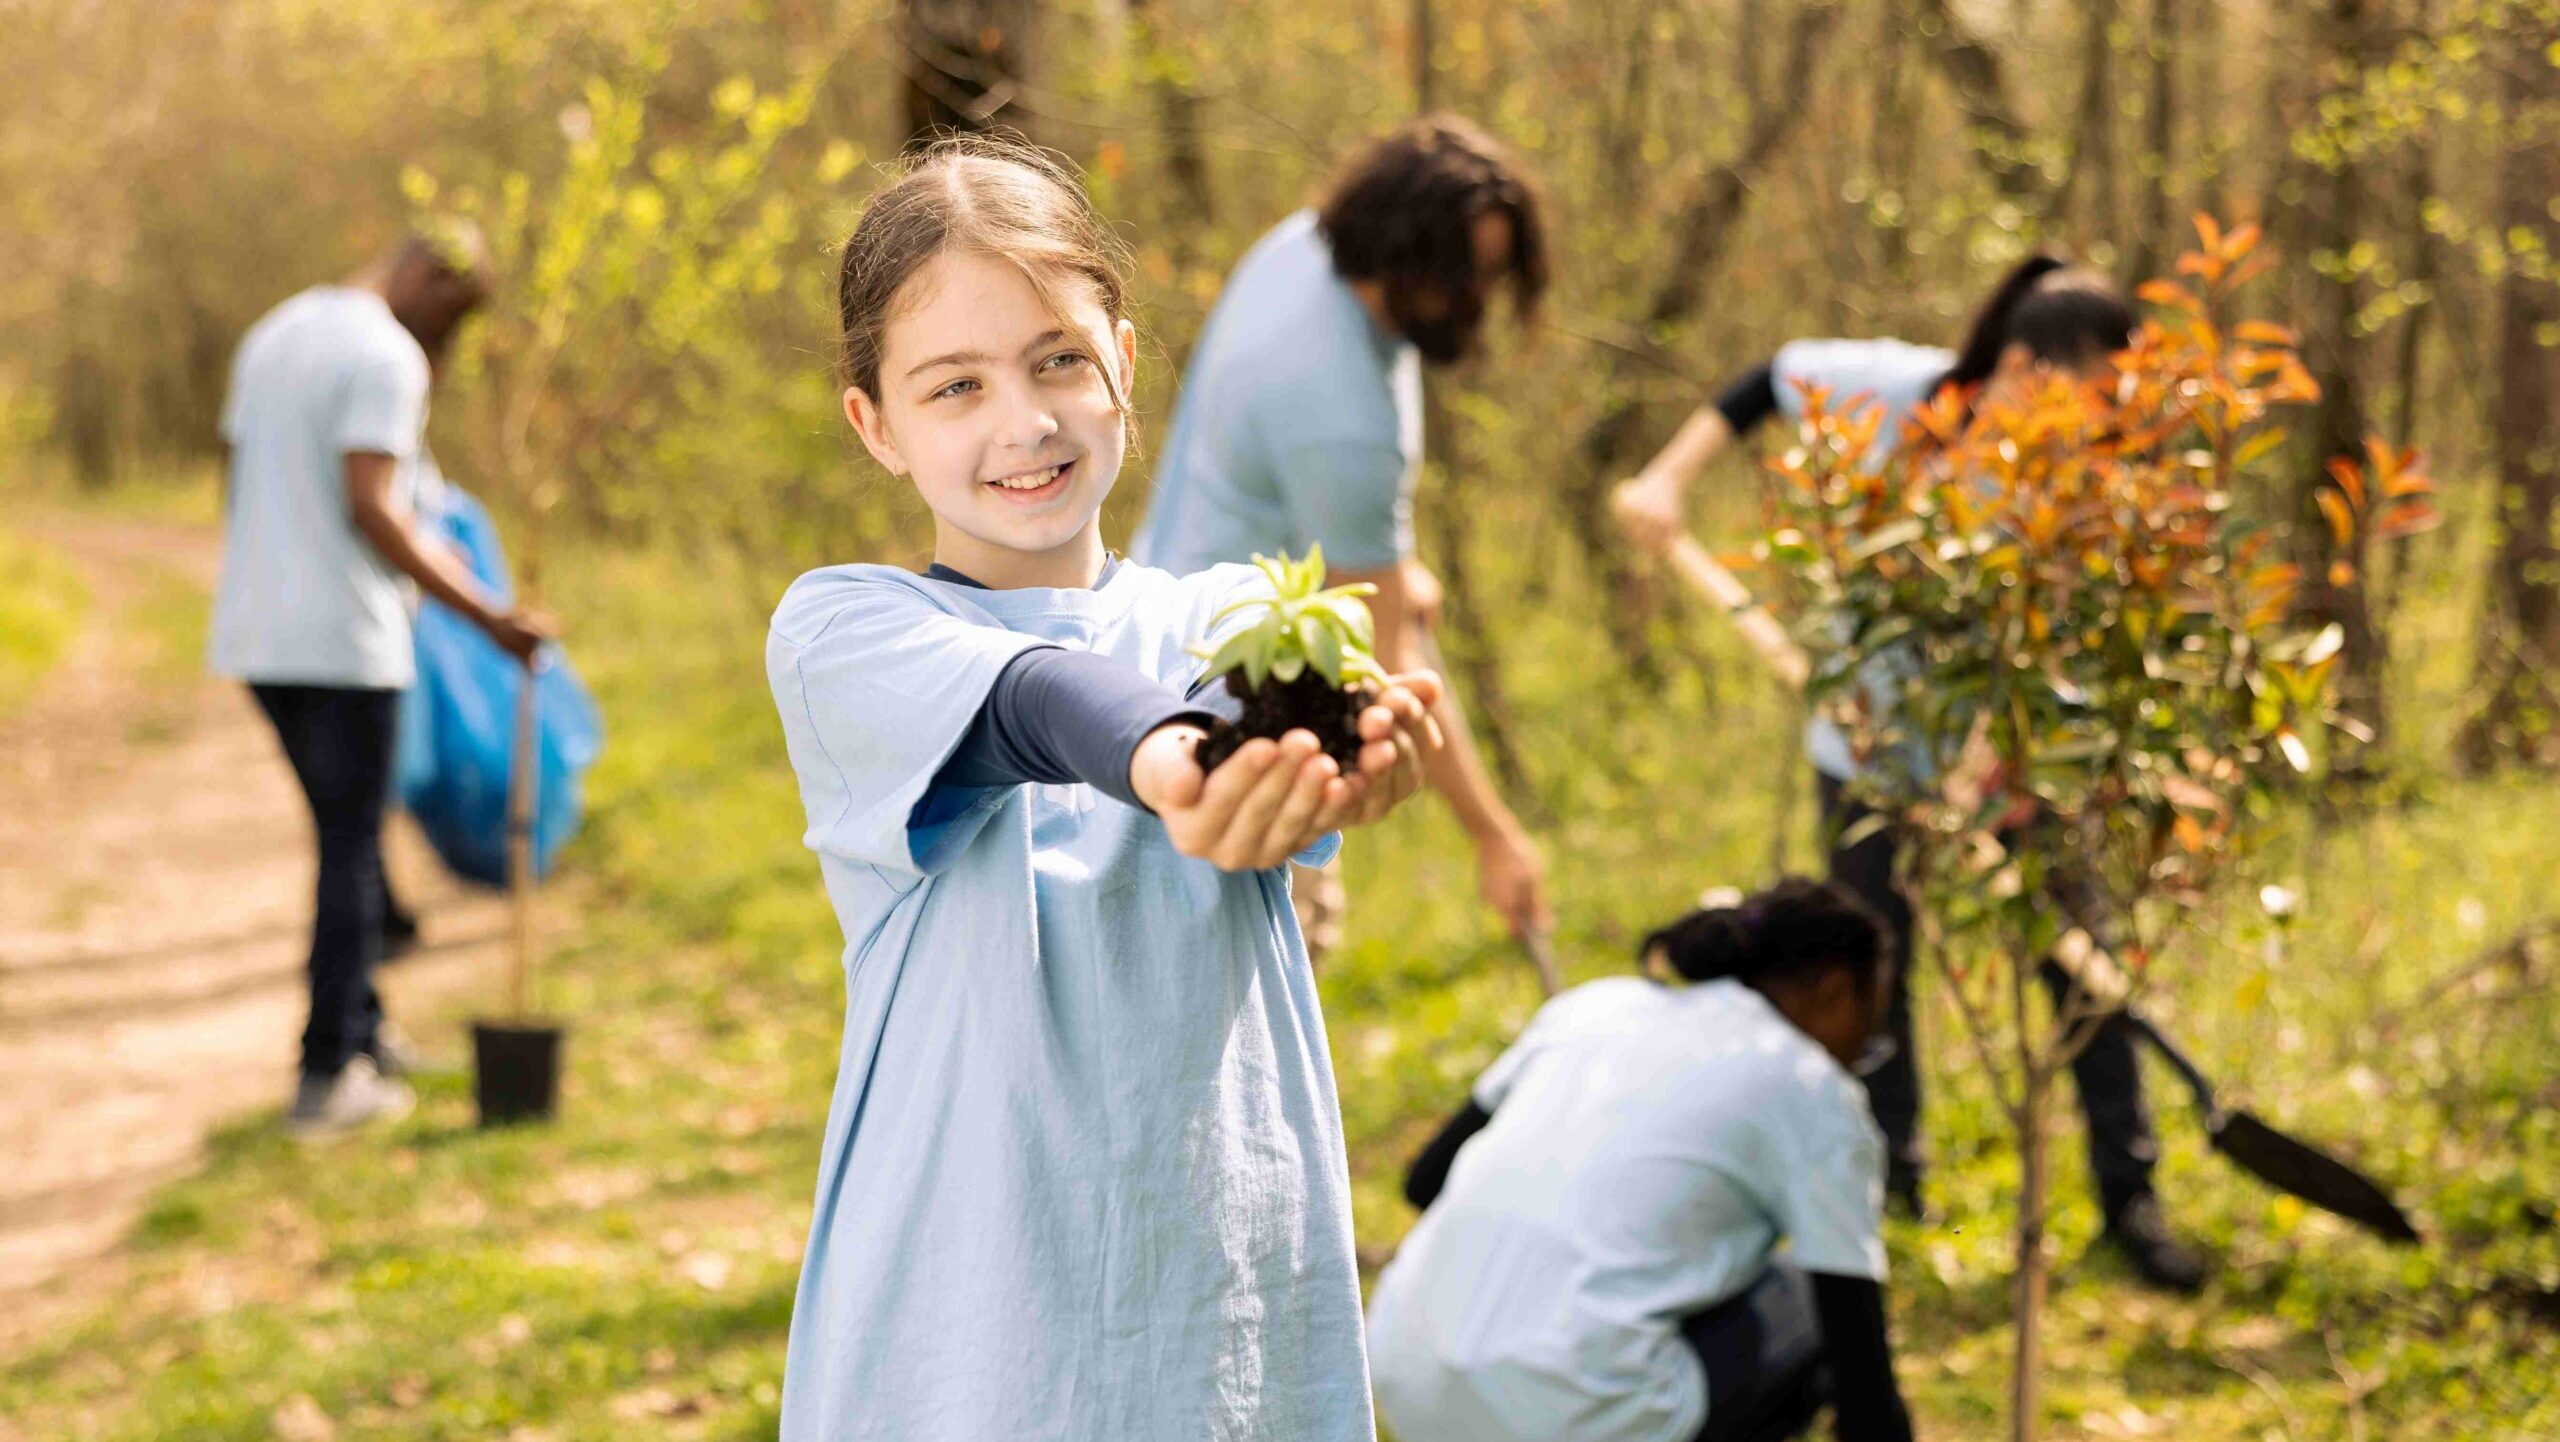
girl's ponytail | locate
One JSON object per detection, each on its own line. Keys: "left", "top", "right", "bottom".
{"left": 1943, "top": 252, "right": 2070, "bottom": 390}
{"left": 1641, "top": 906, "right": 1763, "bottom": 983}
{"left": 1638, "top": 878, "right": 1888, "bottom": 991}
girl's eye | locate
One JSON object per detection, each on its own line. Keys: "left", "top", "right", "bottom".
{"left": 1039, "top": 351, "right": 1088, "bottom": 374}
{"left": 931, "top": 377, "right": 979, "bottom": 400}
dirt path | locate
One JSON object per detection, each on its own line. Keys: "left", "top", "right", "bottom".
{"left": 0, "top": 515, "right": 535, "bottom": 1323}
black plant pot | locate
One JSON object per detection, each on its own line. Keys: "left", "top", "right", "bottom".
{"left": 471, "top": 1018, "right": 565, "bottom": 1127}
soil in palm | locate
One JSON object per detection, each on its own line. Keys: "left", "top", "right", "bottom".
{"left": 1195, "top": 669, "right": 1373, "bottom": 774}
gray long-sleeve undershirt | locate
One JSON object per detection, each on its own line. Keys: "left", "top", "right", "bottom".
{"left": 926, "top": 559, "right": 1241, "bottom": 811}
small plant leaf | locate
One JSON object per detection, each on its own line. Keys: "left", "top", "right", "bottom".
{"left": 2300, "top": 622, "right": 2345, "bottom": 667}
{"left": 1298, "top": 613, "right": 1344, "bottom": 687}
{"left": 2276, "top": 728, "right": 2312, "bottom": 773}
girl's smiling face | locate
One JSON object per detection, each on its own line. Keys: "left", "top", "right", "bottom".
{"left": 845, "top": 249, "right": 1138, "bottom": 588}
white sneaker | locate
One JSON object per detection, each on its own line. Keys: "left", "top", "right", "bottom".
{"left": 368, "top": 1022, "right": 424, "bottom": 1079}
{"left": 285, "top": 1056, "right": 417, "bottom": 1138}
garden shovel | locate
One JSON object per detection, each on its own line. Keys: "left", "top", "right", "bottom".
{"left": 472, "top": 647, "right": 565, "bottom": 1127}
{"left": 2047, "top": 933, "right": 2421, "bottom": 1244}
{"left": 1522, "top": 927, "right": 1562, "bottom": 998}
{"left": 1649, "top": 526, "right": 2422, "bottom": 1244}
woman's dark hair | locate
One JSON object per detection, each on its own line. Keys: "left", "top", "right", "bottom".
{"left": 1316, "top": 114, "right": 1549, "bottom": 345}
{"left": 1942, "top": 252, "right": 2136, "bottom": 389}
{"left": 1639, "top": 877, "right": 1887, "bottom": 991}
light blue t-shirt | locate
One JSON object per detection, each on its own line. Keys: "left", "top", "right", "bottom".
{"left": 765, "top": 559, "right": 1369, "bottom": 1442}
{"left": 1769, "top": 338, "right": 1954, "bottom": 781}
{"left": 1131, "top": 210, "right": 1423, "bottom": 576}
{"left": 1365, "top": 978, "right": 1885, "bottom": 1442}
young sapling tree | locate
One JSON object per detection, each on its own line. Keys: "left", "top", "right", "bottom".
{"left": 1191, "top": 546, "right": 1386, "bottom": 772}
{"left": 1752, "top": 217, "right": 2437, "bottom": 1442}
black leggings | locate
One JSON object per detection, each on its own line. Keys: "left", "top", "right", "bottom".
{"left": 1683, "top": 1263, "right": 1827, "bottom": 1442}
{"left": 1819, "top": 775, "right": 2161, "bottom": 1215}
{"left": 251, "top": 683, "right": 400, "bottom": 1079}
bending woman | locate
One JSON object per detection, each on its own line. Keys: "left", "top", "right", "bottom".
{"left": 1367, "top": 879, "right": 1912, "bottom": 1442}
{"left": 1608, "top": 257, "right": 2207, "bottom": 1293}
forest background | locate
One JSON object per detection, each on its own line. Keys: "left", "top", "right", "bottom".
{"left": 1, "top": 1, "right": 2556, "bottom": 1438}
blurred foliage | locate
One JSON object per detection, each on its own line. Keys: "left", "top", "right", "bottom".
{"left": 0, "top": 529, "right": 87, "bottom": 716}
{"left": 1767, "top": 219, "right": 2440, "bottom": 977}
{"left": 2, "top": 482, "right": 2553, "bottom": 1441}
{"left": 0, "top": 1, "right": 2555, "bottom": 1437}
{"left": 1758, "top": 218, "right": 2442, "bottom": 1435}
{"left": 1192, "top": 548, "right": 1385, "bottom": 690}
{"left": 5, "top": 0, "right": 2550, "bottom": 527}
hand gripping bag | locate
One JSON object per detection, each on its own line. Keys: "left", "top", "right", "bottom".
{"left": 396, "top": 485, "right": 602, "bottom": 884}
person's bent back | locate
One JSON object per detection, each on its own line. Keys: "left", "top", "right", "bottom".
{"left": 1367, "top": 880, "right": 1915, "bottom": 1442}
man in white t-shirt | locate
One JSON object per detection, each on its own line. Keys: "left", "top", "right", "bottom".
{"left": 210, "top": 231, "right": 548, "bottom": 1136}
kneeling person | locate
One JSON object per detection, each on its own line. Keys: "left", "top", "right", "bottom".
{"left": 1367, "top": 879, "right": 1914, "bottom": 1442}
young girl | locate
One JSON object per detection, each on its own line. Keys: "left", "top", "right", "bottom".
{"left": 1365, "top": 879, "right": 1913, "bottom": 1442}
{"left": 766, "top": 139, "right": 1444, "bottom": 1440}
{"left": 1607, "top": 257, "right": 2206, "bottom": 1291}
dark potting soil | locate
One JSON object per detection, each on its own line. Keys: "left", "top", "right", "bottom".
{"left": 1195, "top": 668, "right": 1374, "bottom": 774}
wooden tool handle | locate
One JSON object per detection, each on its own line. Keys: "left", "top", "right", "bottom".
{"left": 1659, "top": 535, "right": 1812, "bottom": 692}
{"left": 507, "top": 651, "right": 541, "bottom": 1019}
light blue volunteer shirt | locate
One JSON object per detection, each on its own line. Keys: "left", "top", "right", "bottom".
{"left": 1131, "top": 209, "right": 1423, "bottom": 576}
{"left": 1366, "top": 977, "right": 1885, "bottom": 1442}
{"left": 765, "top": 558, "right": 1372, "bottom": 1442}
{"left": 1769, "top": 338, "right": 1954, "bottom": 781}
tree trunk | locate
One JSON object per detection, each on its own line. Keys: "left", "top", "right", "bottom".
{"left": 2010, "top": 1058, "right": 2053, "bottom": 1442}
{"left": 1737, "top": 0, "right": 1767, "bottom": 113}
{"left": 2193, "top": 0, "right": 2229, "bottom": 220}
{"left": 2129, "top": 0, "right": 2178, "bottom": 283}
{"left": 1909, "top": 0, "right": 2053, "bottom": 210}
{"left": 1402, "top": 0, "right": 1529, "bottom": 790}
{"left": 1566, "top": 1, "right": 1843, "bottom": 595}
{"left": 901, "top": 0, "right": 1034, "bottom": 145}
{"left": 2296, "top": 0, "right": 2387, "bottom": 766}
{"left": 1561, "top": 2, "right": 1840, "bottom": 675}
{"left": 2059, "top": 0, "right": 2121, "bottom": 242}
{"left": 2458, "top": 30, "right": 2560, "bottom": 770}
{"left": 1128, "top": 0, "right": 1211, "bottom": 225}
{"left": 1869, "top": 0, "right": 1916, "bottom": 288}
{"left": 1409, "top": 0, "right": 1435, "bottom": 107}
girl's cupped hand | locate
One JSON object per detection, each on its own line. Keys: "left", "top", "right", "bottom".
{"left": 1134, "top": 672, "right": 1445, "bottom": 872}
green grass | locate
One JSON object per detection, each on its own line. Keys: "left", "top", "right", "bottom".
{"left": 118, "top": 564, "right": 214, "bottom": 742}
{"left": 0, "top": 528, "right": 87, "bottom": 715}
{"left": 2, "top": 510, "right": 2554, "bottom": 1440}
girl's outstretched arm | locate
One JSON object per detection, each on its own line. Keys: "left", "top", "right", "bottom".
{"left": 937, "top": 645, "right": 1222, "bottom": 810}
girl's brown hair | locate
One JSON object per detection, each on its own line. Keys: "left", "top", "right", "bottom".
{"left": 835, "top": 134, "right": 1133, "bottom": 413}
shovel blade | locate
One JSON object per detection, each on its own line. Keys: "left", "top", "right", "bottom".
{"left": 1523, "top": 930, "right": 1563, "bottom": 998}
{"left": 2210, "top": 1108, "right": 2421, "bottom": 1245}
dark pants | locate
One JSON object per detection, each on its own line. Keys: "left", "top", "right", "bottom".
{"left": 1820, "top": 776, "right": 2161, "bottom": 1216}
{"left": 1683, "top": 1263, "right": 1828, "bottom": 1442}
{"left": 251, "top": 684, "right": 400, "bottom": 1080}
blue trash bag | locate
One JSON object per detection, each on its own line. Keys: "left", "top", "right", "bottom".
{"left": 396, "top": 485, "right": 602, "bottom": 885}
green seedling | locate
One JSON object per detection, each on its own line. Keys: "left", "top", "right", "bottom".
{"left": 1190, "top": 546, "right": 1385, "bottom": 691}
{"left": 1189, "top": 546, "right": 1385, "bottom": 771}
